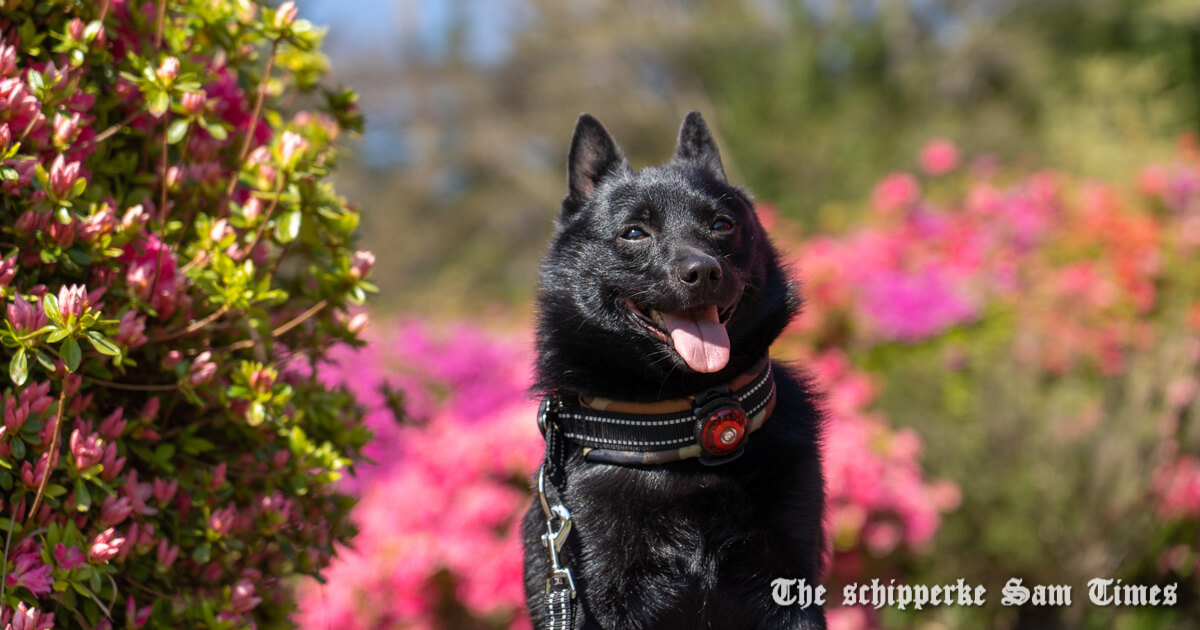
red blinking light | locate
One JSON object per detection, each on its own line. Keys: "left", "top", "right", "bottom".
{"left": 699, "top": 406, "right": 748, "bottom": 456}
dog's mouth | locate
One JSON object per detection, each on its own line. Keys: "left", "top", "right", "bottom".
{"left": 624, "top": 297, "right": 740, "bottom": 374}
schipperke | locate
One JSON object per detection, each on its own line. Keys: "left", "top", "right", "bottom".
{"left": 523, "top": 111, "right": 826, "bottom": 629}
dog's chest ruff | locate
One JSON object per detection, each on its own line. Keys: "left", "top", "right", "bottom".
{"left": 542, "top": 355, "right": 776, "bottom": 466}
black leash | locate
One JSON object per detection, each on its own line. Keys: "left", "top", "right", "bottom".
{"left": 537, "top": 397, "right": 578, "bottom": 629}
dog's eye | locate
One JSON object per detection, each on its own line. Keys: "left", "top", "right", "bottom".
{"left": 711, "top": 217, "right": 734, "bottom": 232}
{"left": 620, "top": 226, "right": 649, "bottom": 241}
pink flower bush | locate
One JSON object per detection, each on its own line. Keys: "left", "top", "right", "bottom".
{"left": 295, "top": 320, "right": 541, "bottom": 628}
{"left": 0, "top": 2, "right": 369, "bottom": 628}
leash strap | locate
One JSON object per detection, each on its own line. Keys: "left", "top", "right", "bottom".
{"left": 538, "top": 405, "right": 579, "bottom": 629}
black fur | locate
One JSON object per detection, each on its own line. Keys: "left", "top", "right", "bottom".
{"left": 524, "top": 112, "right": 826, "bottom": 629}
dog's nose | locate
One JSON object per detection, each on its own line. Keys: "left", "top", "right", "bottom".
{"left": 678, "top": 256, "right": 722, "bottom": 287}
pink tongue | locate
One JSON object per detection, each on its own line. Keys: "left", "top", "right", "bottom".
{"left": 660, "top": 306, "right": 730, "bottom": 373}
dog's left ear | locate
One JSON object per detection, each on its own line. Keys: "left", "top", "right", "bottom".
{"left": 673, "top": 110, "right": 726, "bottom": 182}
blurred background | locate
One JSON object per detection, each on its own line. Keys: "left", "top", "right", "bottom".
{"left": 291, "top": 1, "right": 1200, "bottom": 628}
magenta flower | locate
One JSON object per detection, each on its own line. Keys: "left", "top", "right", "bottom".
{"left": 870, "top": 172, "right": 921, "bottom": 214}
{"left": 48, "top": 154, "right": 81, "bottom": 199}
{"left": 859, "top": 267, "right": 977, "bottom": 341}
{"left": 6, "top": 294, "right": 48, "bottom": 333}
{"left": 1, "top": 601, "right": 55, "bottom": 630}
{"left": 19, "top": 452, "right": 50, "bottom": 488}
{"left": 98, "top": 407, "right": 127, "bottom": 439}
{"left": 919, "top": 138, "right": 960, "bottom": 176}
{"left": 57, "top": 283, "right": 90, "bottom": 321}
{"left": 54, "top": 542, "right": 86, "bottom": 570}
{"left": 121, "top": 204, "right": 149, "bottom": 231}
{"left": 0, "top": 41, "right": 15, "bottom": 78}
{"left": 274, "top": 1, "right": 299, "bottom": 29}
{"left": 0, "top": 253, "right": 16, "bottom": 287}
{"left": 155, "top": 56, "right": 180, "bottom": 84}
{"left": 47, "top": 214, "right": 76, "bottom": 247}
{"left": 98, "top": 440, "right": 126, "bottom": 481}
{"left": 88, "top": 528, "right": 126, "bottom": 563}
{"left": 181, "top": 91, "right": 207, "bottom": 115}
{"left": 5, "top": 548, "right": 52, "bottom": 596}
{"left": 125, "top": 596, "right": 153, "bottom": 628}
{"left": 79, "top": 204, "right": 117, "bottom": 241}
{"left": 123, "top": 469, "right": 159, "bottom": 516}
{"left": 231, "top": 578, "right": 263, "bottom": 613}
{"left": 52, "top": 111, "right": 81, "bottom": 146}
{"left": 349, "top": 250, "right": 375, "bottom": 280}
{"left": 188, "top": 351, "right": 217, "bottom": 385}
{"left": 155, "top": 539, "right": 180, "bottom": 570}
{"left": 208, "top": 503, "right": 237, "bottom": 535}
{"left": 153, "top": 477, "right": 178, "bottom": 504}
{"left": 279, "top": 130, "right": 308, "bottom": 167}
{"left": 4, "top": 394, "right": 29, "bottom": 433}
{"left": 99, "top": 494, "right": 134, "bottom": 527}
{"left": 70, "top": 428, "right": 104, "bottom": 470}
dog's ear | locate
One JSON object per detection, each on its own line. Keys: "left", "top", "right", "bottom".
{"left": 564, "top": 114, "right": 628, "bottom": 215}
{"left": 673, "top": 110, "right": 725, "bottom": 182}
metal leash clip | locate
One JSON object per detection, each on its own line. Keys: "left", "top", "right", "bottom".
{"left": 538, "top": 465, "right": 576, "bottom": 597}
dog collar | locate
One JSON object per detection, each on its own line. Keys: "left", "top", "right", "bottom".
{"left": 539, "top": 356, "right": 776, "bottom": 466}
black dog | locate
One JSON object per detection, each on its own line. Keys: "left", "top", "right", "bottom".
{"left": 523, "top": 111, "right": 826, "bottom": 629}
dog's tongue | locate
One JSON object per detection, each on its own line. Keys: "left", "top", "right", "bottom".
{"left": 661, "top": 306, "right": 730, "bottom": 373}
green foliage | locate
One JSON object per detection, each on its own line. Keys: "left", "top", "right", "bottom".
{"left": 0, "top": 1, "right": 372, "bottom": 628}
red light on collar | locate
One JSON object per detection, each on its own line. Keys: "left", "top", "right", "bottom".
{"left": 693, "top": 388, "right": 749, "bottom": 465}
{"left": 700, "top": 406, "right": 747, "bottom": 455}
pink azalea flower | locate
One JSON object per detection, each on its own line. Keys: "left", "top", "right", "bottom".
{"left": 1, "top": 601, "right": 55, "bottom": 630}
{"left": 54, "top": 542, "right": 87, "bottom": 570}
{"left": 6, "top": 548, "right": 53, "bottom": 595}
{"left": 88, "top": 528, "right": 126, "bottom": 563}
{"left": 47, "top": 154, "right": 81, "bottom": 199}
{"left": 349, "top": 250, "right": 375, "bottom": 280}
{"left": 6, "top": 294, "right": 47, "bottom": 333}
{"left": 870, "top": 172, "right": 921, "bottom": 213}
{"left": 70, "top": 428, "right": 105, "bottom": 470}
{"left": 919, "top": 137, "right": 960, "bottom": 175}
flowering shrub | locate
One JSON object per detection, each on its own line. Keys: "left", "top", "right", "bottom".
{"left": 0, "top": 2, "right": 371, "bottom": 628}
{"left": 295, "top": 321, "right": 541, "bottom": 629}
{"left": 774, "top": 136, "right": 1200, "bottom": 627}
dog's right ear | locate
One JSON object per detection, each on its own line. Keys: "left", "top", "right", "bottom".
{"left": 563, "top": 113, "right": 628, "bottom": 217}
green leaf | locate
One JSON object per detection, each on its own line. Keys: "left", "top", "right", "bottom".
{"left": 35, "top": 350, "right": 56, "bottom": 372}
{"left": 86, "top": 331, "right": 120, "bottom": 356}
{"left": 27, "top": 69, "right": 43, "bottom": 92}
{"left": 148, "top": 91, "right": 169, "bottom": 117}
{"left": 55, "top": 206, "right": 72, "bottom": 224}
{"left": 166, "top": 118, "right": 189, "bottom": 145}
{"left": 62, "top": 337, "right": 81, "bottom": 372}
{"left": 74, "top": 478, "right": 91, "bottom": 511}
{"left": 276, "top": 209, "right": 301, "bottom": 243}
{"left": 11, "top": 437, "right": 25, "bottom": 460}
{"left": 43, "top": 294, "right": 62, "bottom": 325}
{"left": 204, "top": 122, "right": 228, "bottom": 141}
{"left": 192, "top": 542, "right": 211, "bottom": 563}
{"left": 9, "top": 347, "right": 27, "bottom": 385}
{"left": 44, "top": 483, "right": 67, "bottom": 498}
